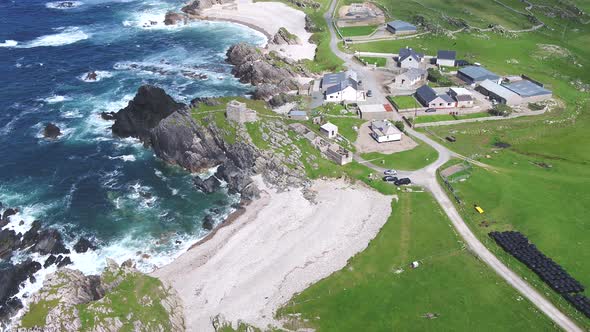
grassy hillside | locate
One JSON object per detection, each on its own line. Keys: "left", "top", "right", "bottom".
{"left": 279, "top": 193, "right": 557, "bottom": 331}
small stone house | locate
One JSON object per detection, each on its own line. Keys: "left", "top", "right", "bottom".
{"left": 389, "top": 68, "right": 427, "bottom": 90}
{"left": 226, "top": 100, "right": 257, "bottom": 124}
{"left": 320, "top": 122, "right": 338, "bottom": 139}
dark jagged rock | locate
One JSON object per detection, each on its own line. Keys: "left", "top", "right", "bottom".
{"left": 55, "top": 255, "right": 63, "bottom": 266}
{"left": 43, "top": 123, "right": 62, "bottom": 139}
{"left": 32, "top": 229, "right": 69, "bottom": 255}
{"left": 19, "top": 220, "right": 42, "bottom": 249}
{"left": 164, "top": 11, "right": 187, "bottom": 25}
{"left": 57, "top": 256, "right": 72, "bottom": 268}
{"left": 85, "top": 71, "right": 98, "bottom": 81}
{"left": 73, "top": 238, "right": 97, "bottom": 253}
{"left": 0, "top": 297, "right": 23, "bottom": 327}
{"left": 193, "top": 176, "right": 221, "bottom": 194}
{"left": 2, "top": 208, "right": 17, "bottom": 221}
{"left": 0, "top": 229, "right": 20, "bottom": 260}
{"left": 111, "top": 85, "right": 185, "bottom": 141}
{"left": 305, "top": 15, "right": 320, "bottom": 32}
{"left": 44, "top": 255, "right": 57, "bottom": 268}
{"left": 202, "top": 215, "right": 215, "bottom": 231}
{"left": 269, "top": 93, "right": 298, "bottom": 108}
{"left": 0, "top": 259, "right": 42, "bottom": 322}
{"left": 215, "top": 159, "right": 253, "bottom": 195}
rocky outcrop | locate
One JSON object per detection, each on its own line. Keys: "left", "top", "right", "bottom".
{"left": 43, "top": 123, "right": 62, "bottom": 139}
{"left": 226, "top": 43, "right": 308, "bottom": 100}
{"left": 181, "top": 0, "right": 233, "bottom": 15}
{"left": 84, "top": 71, "right": 98, "bottom": 81}
{"left": 0, "top": 259, "right": 42, "bottom": 328}
{"left": 193, "top": 176, "right": 221, "bottom": 194}
{"left": 19, "top": 259, "right": 185, "bottom": 331}
{"left": 73, "top": 237, "right": 97, "bottom": 253}
{"left": 271, "top": 27, "right": 301, "bottom": 45}
{"left": 164, "top": 11, "right": 188, "bottom": 25}
{"left": 305, "top": 15, "right": 320, "bottom": 33}
{"left": 112, "top": 85, "right": 185, "bottom": 141}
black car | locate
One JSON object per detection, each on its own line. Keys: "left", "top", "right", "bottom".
{"left": 383, "top": 176, "right": 398, "bottom": 183}
{"left": 425, "top": 108, "right": 437, "bottom": 113}
{"left": 394, "top": 177, "right": 411, "bottom": 186}
{"left": 446, "top": 136, "right": 457, "bottom": 142}
{"left": 366, "top": 90, "right": 373, "bottom": 97}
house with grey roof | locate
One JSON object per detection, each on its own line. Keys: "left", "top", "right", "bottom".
{"left": 436, "top": 50, "right": 456, "bottom": 67}
{"left": 370, "top": 119, "right": 402, "bottom": 142}
{"left": 457, "top": 66, "right": 501, "bottom": 85}
{"left": 387, "top": 20, "right": 417, "bottom": 34}
{"left": 321, "top": 70, "right": 358, "bottom": 89}
{"left": 389, "top": 68, "right": 427, "bottom": 90}
{"left": 397, "top": 47, "right": 424, "bottom": 69}
{"left": 415, "top": 85, "right": 457, "bottom": 109}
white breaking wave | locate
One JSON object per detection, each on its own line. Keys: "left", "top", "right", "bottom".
{"left": 45, "top": 1, "right": 83, "bottom": 9}
{"left": 42, "top": 95, "right": 71, "bottom": 104}
{"left": 109, "top": 154, "right": 136, "bottom": 162}
{"left": 0, "top": 27, "right": 90, "bottom": 49}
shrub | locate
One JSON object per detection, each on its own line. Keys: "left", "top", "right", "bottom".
{"left": 489, "top": 104, "right": 513, "bottom": 117}
{"left": 394, "top": 120, "right": 405, "bottom": 132}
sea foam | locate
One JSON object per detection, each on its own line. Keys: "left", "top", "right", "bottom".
{"left": 1, "top": 27, "right": 90, "bottom": 49}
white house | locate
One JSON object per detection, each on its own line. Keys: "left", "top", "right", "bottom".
{"left": 436, "top": 50, "right": 456, "bottom": 67}
{"left": 324, "top": 78, "right": 366, "bottom": 102}
{"left": 370, "top": 120, "right": 402, "bottom": 142}
{"left": 398, "top": 47, "right": 424, "bottom": 69}
{"left": 320, "top": 122, "right": 338, "bottom": 139}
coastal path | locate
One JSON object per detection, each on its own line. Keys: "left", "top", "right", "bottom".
{"left": 325, "top": 0, "right": 582, "bottom": 330}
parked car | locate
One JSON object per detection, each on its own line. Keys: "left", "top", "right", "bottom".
{"left": 425, "top": 108, "right": 437, "bottom": 113}
{"left": 394, "top": 177, "right": 411, "bottom": 186}
{"left": 384, "top": 169, "right": 397, "bottom": 176}
{"left": 446, "top": 136, "right": 457, "bottom": 142}
{"left": 383, "top": 176, "right": 398, "bottom": 183}
{"left": 366, "top": 90, "right": 373, "bottom": 97}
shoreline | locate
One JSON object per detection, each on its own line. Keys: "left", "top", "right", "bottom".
{"left": 195, "top": 15, "right": 273, "bottom": 40}
{"left": 152, "top": 177, "right": 393, "bottom": 331}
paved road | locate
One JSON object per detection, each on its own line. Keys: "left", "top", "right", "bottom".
{"left": 325, "top": 0, "right": 582, "bottom": 330}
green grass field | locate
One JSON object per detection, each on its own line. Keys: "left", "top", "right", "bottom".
{"left": 357, "top": 56, "right": 387, "bottom": 67}
{"left": 279, "top": 193, "right": 557, "bottom": 331}
{"left": 339, "top": 25, "right": 378, "bottom": 37}
{"left": 414, "top": 112, "right": 491, "bottom": 124}
{"left": 361, "top": 140, "right": 438, "bottom": 171}
{"left": 390, "top": 95, "right": 420, "bottom": 110}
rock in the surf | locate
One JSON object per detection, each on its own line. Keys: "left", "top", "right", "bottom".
{"left": 43, "top": 123, "right": 62, "bottom": 139}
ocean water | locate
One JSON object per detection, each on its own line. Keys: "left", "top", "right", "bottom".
{"left": 0, "top": 0, "right": 265, "bottom": 310}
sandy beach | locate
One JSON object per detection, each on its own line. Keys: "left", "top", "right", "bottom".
{"left": 198, "top": 0, "right": 316, "bottom": 60}
{"left": 152, "top": 176, "right": 393, "bottom": 331}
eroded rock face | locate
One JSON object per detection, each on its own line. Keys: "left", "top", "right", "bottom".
{"left": 226, "top": 43, "right": 306, "bottom": 100}
{"left": 164, "top": 11, "right": 187, "bottom": 25}
{"left": 73, "top": 237, "right": 97, "bottom": 253}
{"left": 181, "top": 0, "right": 233, "bottom": 15}
{"left": 271, "top": 27, "right": 301, "bottom": 45}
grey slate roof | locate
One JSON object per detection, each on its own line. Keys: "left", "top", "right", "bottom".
{"left": 439, "top": 94, "right": 455, "bottom": 103}
{"left": 415, "top": 85, "right": 437, "bottom": 103}
{"left": 503, "top": 80, "right": 551, "bottom": 97}
{"left": 322, "top": 70, "right": 357, "bottom": 87}
{"left": 387, "top": 20, "right": 417, "bottom": 31}
{"left": 326, "top": 78, "right": 358, "bottom": 94}
{"left": 437, "top": 50, "right": 456, "bottom": 60}
{"left": 399, "top": 47, "right": 423, "bottom": 62}
{"left": 397, "top": 68, "right": 426, "bottom": 81}
{"left": 459, "top": 66, "right": 500, "bottom": 82}
{"left": 455, "top": 94, "right": 473, "bottom": 102}
{"left": 288, "top": 110, "right": 308, "bottom": 116}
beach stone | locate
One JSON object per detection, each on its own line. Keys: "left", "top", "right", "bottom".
{"left": 271, "top": 27, "right": 301, "bottom": 45}
{"left": 43, "top": 123, "right": 62, "bottom": 139}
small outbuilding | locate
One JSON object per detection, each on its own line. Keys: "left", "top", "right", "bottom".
{"left": 226, "top": 100, "right": 257, "bottom": 124}
{"left": 457, "top": 66, "right": 501, "bottom": 85}
{"left": 320, "top": 122, "right": 338, "bottom": 139}
{"left": 387, "top": 20, "right": 417, "bottom": 34}
{"left": 448, "top": 87, "right": 474, "bottom": 108}
{"left": 436, "top": 50, "right": 456, "bottom": 67}
{"left": 389, "top": 68, "right": 427, "bottom": 89}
